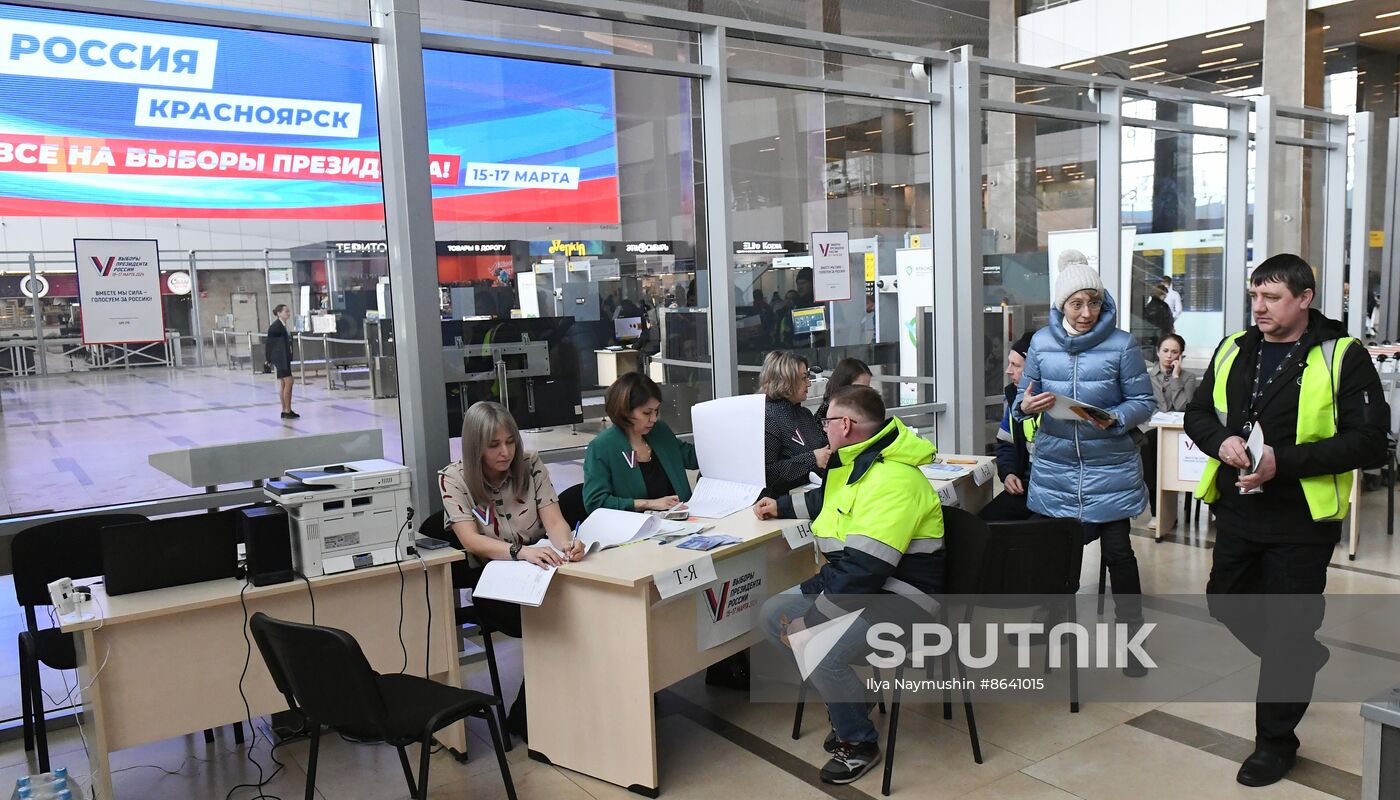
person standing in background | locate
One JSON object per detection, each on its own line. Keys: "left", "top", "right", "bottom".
{"left": 265, "top": 304, "right": 298, "bottom": 420}
{"left": 1162, "top": 275, "right": 1183, "bottom": 322}
{"left": 1141, "top": 334, "right": 1198, "bottom": 521}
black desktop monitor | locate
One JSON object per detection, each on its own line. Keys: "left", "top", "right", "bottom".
{"left": 101, "top": 510, "right": 241, "bottom": 596}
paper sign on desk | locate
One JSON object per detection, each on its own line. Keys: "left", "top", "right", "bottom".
{"left": 971, "top": 461, "right": 996, "bottom": 486}
{"left": 935, "top": 482, "right": 960, "bottom": 507}
{"left": 473, "top": 560, "right": 556, "bottom": 607}
{"left": 1176, "top": 432, "right": 1208, "bottom": 482}
{"left": 653, "top": 554, "right": 717, "bottom": 600}
{"left": 782, "top": 522, "right": 815, "bottom": 550}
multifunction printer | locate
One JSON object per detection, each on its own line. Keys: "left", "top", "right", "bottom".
{"left": 264, "top": 459, "right": 411, "bottom": 576}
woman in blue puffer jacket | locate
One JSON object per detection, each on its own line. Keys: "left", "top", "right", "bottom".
{"left": 1014, "top": 262, "right": 1155, "bottom": 654}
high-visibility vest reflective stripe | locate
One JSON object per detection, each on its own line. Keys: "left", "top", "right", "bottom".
{"left": 1194, "top": 332, "right": 1356, "bottom": 521}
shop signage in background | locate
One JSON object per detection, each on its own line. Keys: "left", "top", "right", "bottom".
{"left": 810, "top": 230, "right": 850, "bottom": 302}
{"left": 733, "top": 240, "right": 808, "bottom": 255}
{"left": 73, "top": 238, "right": 164, "bottom": 344}
{"left": 436, "top": 240, "right": 514, "bottom": 255}
{"left": 165, "top": 271, "right": 192, "bottom": 294}
{"left": 528, "top": 239, "right": 606, "bottom": 257}
{"left": 0, "top": 5, "right": 620, "bottom": 223}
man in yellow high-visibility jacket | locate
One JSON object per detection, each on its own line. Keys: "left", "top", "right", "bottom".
{"left": 1185, "top": 254, "right": 1389, "bottom": 788}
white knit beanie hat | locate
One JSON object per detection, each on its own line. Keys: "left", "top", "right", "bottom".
{"left": 1053, "top": 262, "right": 1104, "bottom": 311}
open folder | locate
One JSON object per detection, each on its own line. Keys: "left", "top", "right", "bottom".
{"left": 472, "top": 560, "right": 556, "bottom": 607}
{"left": 1044, "top": 395, "right": 1116, "bottom": 427}
{"left": 574, "top": 508, "right": 695, "bottom": 553}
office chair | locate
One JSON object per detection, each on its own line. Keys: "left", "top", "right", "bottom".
{"left": 249, "top": 612, "right": 516, "bottom": 800}
{"left": 11, "top": 515, "right": 245, "bottom": 773}
{"left": 557, "top": 483, "right": 586, "bottom": 529}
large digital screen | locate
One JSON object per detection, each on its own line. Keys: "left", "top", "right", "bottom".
{"left": 0, "top": 4, "right": 619, "bottom": 223}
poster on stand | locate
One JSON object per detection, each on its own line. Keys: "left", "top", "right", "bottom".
{"left": 811, "top": 231, "right": 851, "bottom": 302}
{"left": 73, "top": 238, "right": 164, "bottom": 345}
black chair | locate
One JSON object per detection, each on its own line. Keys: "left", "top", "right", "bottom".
{"left": 12, "top": 515, "right": 244, "bottom": 772}
{"left": 249, "top": 612, "right": 516, "bottom": 800}
{"left": 558, "top": 483, "right": 586, "bottom": 529}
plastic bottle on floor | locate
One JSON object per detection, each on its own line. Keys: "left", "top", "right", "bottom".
{"left": 10, "top": 767, "right": 71, "bottom": 800}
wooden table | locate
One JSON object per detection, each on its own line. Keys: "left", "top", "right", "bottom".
{"left": 59, "top": 549, "right": 465, "bottom": 800}
{"left": 521, "top": 455, "right": 991, "bottom": 796}
{"left": 1152, "top": 421, "right": 1363, "bottom": 558}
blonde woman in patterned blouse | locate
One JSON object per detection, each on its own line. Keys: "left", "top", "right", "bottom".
{"left": 439, "top": 401, "right": 585, "bottom": 569}
{"left": 437, "top": 400, "right": 583, "bottom": 743}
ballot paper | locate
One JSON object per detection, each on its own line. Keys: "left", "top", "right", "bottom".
{"left": 1045, "top": 395, "right": 1116, "bottom": 427}
{"left": 688, "top": 395, "right": 768, "bottom": 517}
{"left": 472, "top": 560, "right": 556, "bottom": 607}
{"left": 1236, "top": 423, "right": 1266, "bottom": 495}
{"left": 920, "top": 463, "right": 966, "bottom": 479}
{"left": 684, "top": 477, "right": 764, "bottom": 519}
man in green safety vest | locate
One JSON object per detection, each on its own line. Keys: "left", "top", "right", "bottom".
{"left": 982, "top": 330, "right": 1039, "bottom": 521}
{"left": 1185, "top": 253, "right": 1390, "bottom": 788}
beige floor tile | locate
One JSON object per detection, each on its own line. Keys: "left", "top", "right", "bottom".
{"left": 556, "top": 713, "right": 833, "bottom": 800}
{"left": 670, "top": 677, "right": 1031, "bottom": 799}
{"left": 912, "top": 701, "right": 1133, "bottom": 762}
{"left": 954, "top": 771, "right": 1080, "bottom": 800}
{"left": 1024, "top": 724, "right": 1337, "bottom": 800}
{"left": 1158, "top": 702, "right": 1364, "bottom": 776}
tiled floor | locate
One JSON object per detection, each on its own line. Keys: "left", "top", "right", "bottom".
{"left": 0, "top": 364, "right": 599, "bottom": 515}
{"left": 1, "top": 482, "right": 1396, "bottom": 799}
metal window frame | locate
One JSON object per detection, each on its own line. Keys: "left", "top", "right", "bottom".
{"left": 1382, "top": 117, "right": 1400, "bottom": 340}
{"left": 1349, "top": 112, "right": 1375, "bottom": 339}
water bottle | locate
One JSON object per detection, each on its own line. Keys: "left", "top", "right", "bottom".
{"left": 10, "top": 770, "right": 70, "bottom": 800}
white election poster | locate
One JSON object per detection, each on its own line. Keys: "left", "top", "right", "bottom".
{"left": 810, "top": 231, "right": 851, "bottom": 302}
{"left": 696, "top": 547, "right": 766, "bottom": 651}
{"left": 73, "top": 238, "right": 164, "bottom": 345}
{"left": 1177, "top": 432, "right": 1210, "bottom": 483}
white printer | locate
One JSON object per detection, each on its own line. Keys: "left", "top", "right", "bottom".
{"left": 264, "top": 459, "right": 412, "bottom": 576}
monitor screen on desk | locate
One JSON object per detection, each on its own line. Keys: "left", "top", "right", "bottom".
{"left": 792, "top": 306, "right": 827, "bottom": 335}
{"left": 614, "top": 316, "right": 642, "bottom": 341}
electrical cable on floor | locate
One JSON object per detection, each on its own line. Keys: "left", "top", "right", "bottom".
{"left": 232, "top": 578, "right": 283, "bottom": 800}
{"left": 395, "top": 512, "right": 412, "bottom": 674}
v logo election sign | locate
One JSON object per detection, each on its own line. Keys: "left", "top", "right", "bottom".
{"left": 703, "top": 581, "right": 732, "bottom": 622}
{"left": 89, "top": 256, "right": 116, "bottom": 277}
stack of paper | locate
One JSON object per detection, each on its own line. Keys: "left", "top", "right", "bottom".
{"left": 920, "top": 463, "right": 966, "bottom": 480}
{"left": 1150, "top": 411, "right": 1185, "bottom": 425}
{"left": 472, "top": 560, "right": 557, "bottom": 607}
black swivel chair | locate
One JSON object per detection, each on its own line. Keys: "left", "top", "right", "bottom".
{"left": 11, "top": 515, "right": 246, "bottom": 772}
{"left": 249, "top": 612, "right": 516, "bottom": 800}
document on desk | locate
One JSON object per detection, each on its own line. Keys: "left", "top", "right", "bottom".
{"left": 577, "top": 508, "right": 666, "bottom": 552}
{"left": 684, "top": 477, "right": 765, "bottom": 519}
{"left": 1151, "top": 411, "right": 1185, "bottom": 426}
{"left": 473, "top": 560, "right": 556, "bottom": 607}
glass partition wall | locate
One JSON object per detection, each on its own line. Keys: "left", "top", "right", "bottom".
{"left": 0, "top": 0, "right": 1314, "bottom": 517}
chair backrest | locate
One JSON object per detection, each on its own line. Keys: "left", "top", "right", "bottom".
{"left": 416, "top": 509, "right": 446, "bottom": 538}
{"left": 10, "top": 514, "right": 148, "bottom": 609}
{"left": 942, "top": 507, "right": 1084, "bottom": 598}
{"left": 248, "top": 612, "right": 389, "bottom": 737}
{"left": 558, "top": 483, "right": 586, "bottom": 529}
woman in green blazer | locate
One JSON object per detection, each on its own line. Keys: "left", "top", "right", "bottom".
{"left": 583, "top": 371, "right": 699, "bottom": 513}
